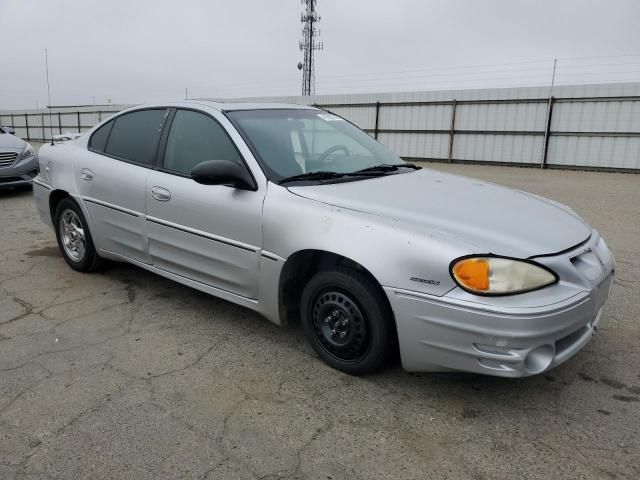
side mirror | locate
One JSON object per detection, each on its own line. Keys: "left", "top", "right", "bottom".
{"left": 191, "top": 160, "right": 256, "bottom": 190}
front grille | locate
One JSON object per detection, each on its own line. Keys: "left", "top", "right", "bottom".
{"left": 0, "top": 176, "right": 22, "bottom": 183}
{"left": 0, "top": 152, "right": 18, "bottom": 168}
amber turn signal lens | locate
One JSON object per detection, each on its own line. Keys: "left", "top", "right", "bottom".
{"left": 450, "top": 256, "right": 557, "bottom": 295}
{"left": 452, "top": 258, "right": 490, "bottom": 291}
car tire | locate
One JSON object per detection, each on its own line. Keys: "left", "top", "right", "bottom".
{"left": 300, "top": 267, "right": 395, "bottom": 375}
{"left": 54, "top": 197, "right": 106, "bottom": 272}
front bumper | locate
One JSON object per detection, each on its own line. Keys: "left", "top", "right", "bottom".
{"left": 386, "top": 233, "right": 615, "bottom": 377}
{"left": 0, "top": 154, "right": 38, "bottom": 188}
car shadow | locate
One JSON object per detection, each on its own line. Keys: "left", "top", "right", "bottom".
{"left": 0, "top": 185, "right": 33, "bottom": 198}
{"left": 97, "top": 260, "right": 568, "bottom": 405}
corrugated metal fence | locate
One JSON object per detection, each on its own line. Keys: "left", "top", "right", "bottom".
{"left": 2, "top": 82, "right": 639, "bottom": 171}
{"left": 256, "top": 82, "right": 640, "bottom": 171}
{"left": 315, "top": 95, "right": 640, "bottom": 171}
{"left": 0, "top": 105, "right": 126, "bottom": 143}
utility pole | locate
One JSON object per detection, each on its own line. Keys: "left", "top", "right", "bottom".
{"left": 541, "top": 58, "right": 558, "bottom": 169}
{"left": 297, "top": 0, "right": 323, "bottom": 96}
{"left": 45, "top": 48, "right": 54, "bottom": 145}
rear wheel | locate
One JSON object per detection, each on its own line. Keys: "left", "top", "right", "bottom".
{"left": 54, "top": 197, "right": 105, "bottom": 272}
{"left": 300, "top": 268, "right": 395, "bottom": 375}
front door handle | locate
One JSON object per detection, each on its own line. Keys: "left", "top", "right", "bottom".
{"left": 151, "top": 186, "right": 171, "bottom": 202}
{"left": 80, "top": 168, "right": 94, "bottom": 181}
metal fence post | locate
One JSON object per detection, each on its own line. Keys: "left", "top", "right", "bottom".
{"left": 10, "top": 113, "right": 14, "bottom": 129}
{"left": 41, "top": 112, "right": 45, "bottom": 142}
{"left": 447, "top": 99, "right": 457, "bottom": 162}
{"left": 24, "top": 114, "right": 30, "bottom": 140}
{"left": 541, "top": 96, "right": 555, "bottom": 169}
{"left": 77, "top": 111, "right": 81, "bottom": 133}
{"left": 58, "top": 112, "right": 62, "bottom": 134}
{"left": 374, "top": 101, "right": 381, "bottom": 139}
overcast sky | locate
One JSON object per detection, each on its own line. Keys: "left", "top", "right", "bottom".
{"left": 1, "top": 0, "right": 639, "bottom": 109}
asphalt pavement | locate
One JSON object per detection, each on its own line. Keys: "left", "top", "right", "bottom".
{"left": 1, "top": 163, "right": 638, "bottom": 479}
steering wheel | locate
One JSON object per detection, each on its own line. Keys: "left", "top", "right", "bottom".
{"left": 316, "top": 145, "right": 350, "bottom": 164}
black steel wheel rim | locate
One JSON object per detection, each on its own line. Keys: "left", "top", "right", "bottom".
{"left": 310, "top": 288, "right": 371, "bottom": 362}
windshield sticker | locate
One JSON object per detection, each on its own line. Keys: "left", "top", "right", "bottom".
{"left": 317, "top": 113, "right": 344, "bottom": 122}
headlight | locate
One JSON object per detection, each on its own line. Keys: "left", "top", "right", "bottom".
{"left": 450, "top": 256, "right": 558, "bottom": 296}
{"left": 20, "top": 144, "right": 34, "bottom": 160}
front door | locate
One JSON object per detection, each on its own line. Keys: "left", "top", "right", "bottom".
{"left": 145, "top": 108, "right": 264, "bottom": 299}
{"left": 76, "top": 108, "right": 169, "bottom": 263}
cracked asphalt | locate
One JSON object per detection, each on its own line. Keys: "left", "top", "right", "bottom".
{"left": 1, "top": 163, "right": 639, "bottom": 480}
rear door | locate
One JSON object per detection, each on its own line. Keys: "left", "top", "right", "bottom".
{"left": 77, "top": 108, "right": 169, "bottom": 263}
{"left": 145, "top": 108, "right": 264, "bottom": 299}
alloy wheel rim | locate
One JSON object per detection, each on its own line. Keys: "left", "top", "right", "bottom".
{"left": 59, "top": 209, "right": 86, "bottom": 262}
{"left": 311, "top": 289, "right": 370, "bottom": 362}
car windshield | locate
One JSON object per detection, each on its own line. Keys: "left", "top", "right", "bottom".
{"left": 226, "top": 109, "right": 407, "bottom": 183}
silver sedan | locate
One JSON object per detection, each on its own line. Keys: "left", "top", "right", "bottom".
{"left": 0, "top": 125, "right": 37, "bottom": 189}
{"left": 33, "top": 102, "right": 614, "bottom": 376}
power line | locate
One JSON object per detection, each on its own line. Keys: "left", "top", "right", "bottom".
{"left": 314, "top": 70, "right": 640, "bottom": 89}
{"left": 312, "top": 54, "right": 640, "bottom": 82}
{"left": 199, "top": 59, "right": 640, "bottom": 94}
{"left": 193, "top": 61, "right": 640, "bottom": 96}
{"left": 314, "top": 61, "right": 640, "bottom": 84}
{"left": 23, "top": 52, "right": 640, "bottom": 106}
{"left": 555, "top": 53, "right": 640, "bottom": 61}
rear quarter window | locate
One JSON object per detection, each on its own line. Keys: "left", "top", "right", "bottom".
{"left": 88, "top": 120, "right": 114, "bottom": 152}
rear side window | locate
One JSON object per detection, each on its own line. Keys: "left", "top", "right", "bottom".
{"left": 88, "top": 120, "right": 113, "bottom": 152}
{"left": 104, "top": 109, "right": 167, "bottom": 165}
{"left": 163, "top": 109, "right": 242, "bottom": 175}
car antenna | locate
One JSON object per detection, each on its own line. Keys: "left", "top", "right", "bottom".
{"left": 45, "top": 48, "right": 55, "bottom": 146}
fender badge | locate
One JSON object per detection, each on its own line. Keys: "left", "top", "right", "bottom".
{"left": 410, "top": 277, "right": 440, "bottom": 285}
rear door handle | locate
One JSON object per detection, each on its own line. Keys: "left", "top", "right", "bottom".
{"left": 80, "top": 168, "right": 94, "bottom": 181}
{"left": 151, "top": 186, "right": 171, "bottom": 202}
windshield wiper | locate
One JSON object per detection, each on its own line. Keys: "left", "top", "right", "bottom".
{"left": 353, "top": 163, "right": 421, "bottom": 174}
{"left": 279, "top": 171, "right": 347, "bottom": 184}
{"left": 279, "top": 163, "right": 422, "bottom": 185}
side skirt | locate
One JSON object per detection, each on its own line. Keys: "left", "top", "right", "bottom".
{"left": 100, "top": 249, "right": 263, "bottom": 314}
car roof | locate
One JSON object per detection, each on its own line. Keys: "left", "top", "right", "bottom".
{"left": 126, "top": 100, "right": 318, "bottom": 112}
{"left": 204, "top": 100, "right": 317, "bottom": 112}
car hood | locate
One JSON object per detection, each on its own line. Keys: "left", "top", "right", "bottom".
{"left": 288, "top": 168, "right": 591, "bottom": 258}
{"left": 0, "top": 134, "right": 26, "bottom": 150}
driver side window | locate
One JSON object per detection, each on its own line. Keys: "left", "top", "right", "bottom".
{"left": 163, "top": 109, "right": 241, "bottom": 176}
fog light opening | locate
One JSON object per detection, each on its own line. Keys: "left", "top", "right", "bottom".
{"left": 524, "top": 345, "right": 554, "bottom": 374}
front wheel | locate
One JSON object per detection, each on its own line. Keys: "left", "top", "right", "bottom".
{"left": 300, "top": 268, "right": 395, "bottom": 375}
